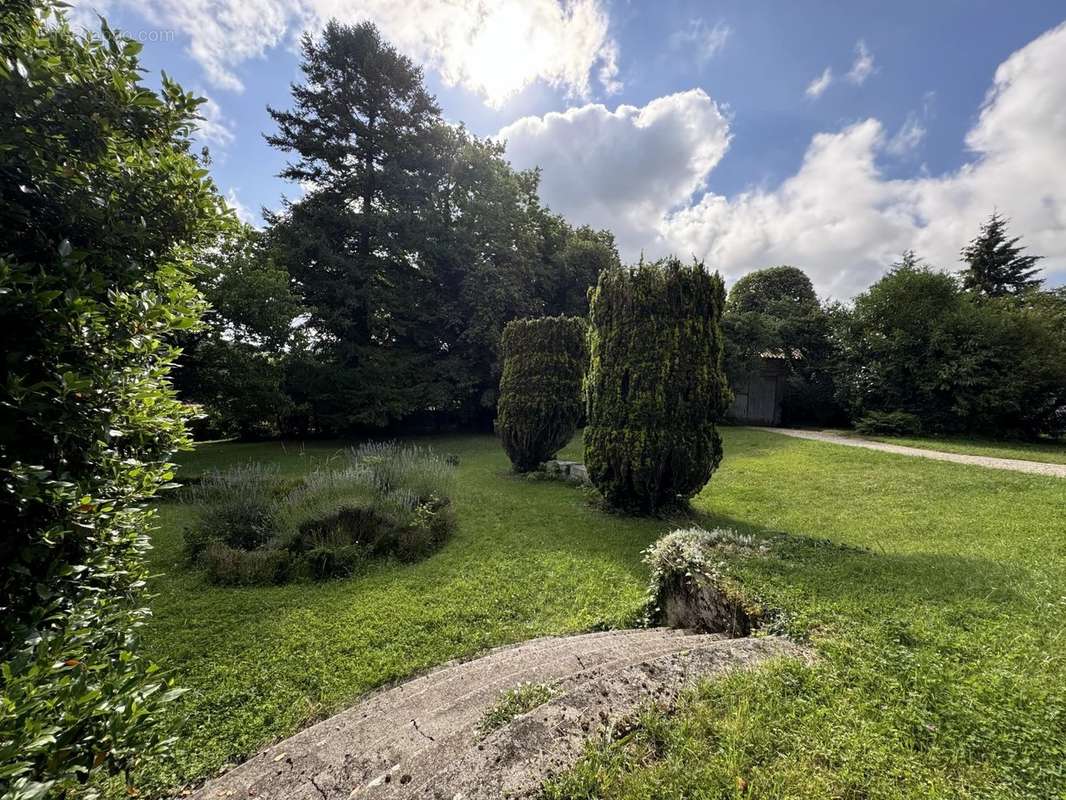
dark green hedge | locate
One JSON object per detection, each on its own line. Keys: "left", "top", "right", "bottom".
{"left": 585, "top": 258, "right": 729, "bottom": 512}
{"left": 496, "top": 316, "right": 587, "bottom": 471}
{"left": 0, "top": 5, "right": 226, "bottom": 796}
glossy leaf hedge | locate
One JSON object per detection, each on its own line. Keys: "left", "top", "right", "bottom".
{"left": 584, "top": 258, "right": 729, "bottom": 512}
{"left": 496, "top": 316, "right": 587, "bottom": 472}
{"left": 0, "top": 3, "right": 227, "bottom": 796}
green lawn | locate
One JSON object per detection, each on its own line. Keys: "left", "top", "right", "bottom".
{"left": 841, "top": 430, "right": 1066, "bottom": 465}
{"left": 130, "top": 432, "right": 665, "bottom": 796}
{"left": 128, "top": 429, "right": 1066, "bottom": 799}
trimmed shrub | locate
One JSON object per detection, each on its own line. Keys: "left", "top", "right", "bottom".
{"left": 855, "top": 411, "right": 922, "bottom": 437}
{"left": 496, "top": 316, "right": 587, "bottom": 472}
{"left": 585, "top": 258, "right": 729, "bottom": 512}
{"left": 0, "top": 5, "right": 227, "bottom": 796}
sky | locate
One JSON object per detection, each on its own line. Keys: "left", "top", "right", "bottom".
{"left": 67, "top": 0, "right": 1066, "bottom": 301}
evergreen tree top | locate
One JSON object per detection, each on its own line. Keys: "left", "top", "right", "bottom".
{"left": 265, "top": 19, "right": 442, "bottom": 190}
{"left": 960, "top": 211, "right": 1043, "bottom": 297}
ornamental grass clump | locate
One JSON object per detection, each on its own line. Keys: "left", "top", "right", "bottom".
{"left": 585, "top": 258, "right": 730, "bottom": 512}
{"left": 182, "top": 464, "right": 290, "bottom": 561}
{"left": 183, "top": 442, "right": 456, "bottom": 583}
{"left": 496, "top": 316, "right": 587, "bottom": 472}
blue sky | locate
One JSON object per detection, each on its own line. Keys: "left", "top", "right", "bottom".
{"left": 71, "top": 0, "right": 1066, "bottom": 298}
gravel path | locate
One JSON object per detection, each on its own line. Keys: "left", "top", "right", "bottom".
{"left": 753, "top": 427, "right": 1066, "bottom": 479}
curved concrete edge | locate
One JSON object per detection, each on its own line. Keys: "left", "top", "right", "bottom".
{"left": 387, "top": 635, "right": 807, "bottom": 799}
{"left": 182, "top": 629, "right": 729, "bottom": 800}
{"left": 181, "top": 630, "right": 807, "bottom": 800}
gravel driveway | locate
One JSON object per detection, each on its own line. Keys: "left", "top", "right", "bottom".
{"left": 753, "top": 427, "right": 1066, "bottom": 479}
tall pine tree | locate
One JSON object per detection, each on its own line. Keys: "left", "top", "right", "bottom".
{"left": 260, "top": 20, "right": 618, "bottom": 433}
{"left": 266, "top": 21, "right": 447, "bottom": 427}
{"left": 960, "top": 212, "right": 1043, "bottom": 297}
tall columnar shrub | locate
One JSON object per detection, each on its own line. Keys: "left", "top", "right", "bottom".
{"left": 585, "top": 259, "right": 729, "bottom": 512}
{"left": 0, "top": 4, "right": 226, "bottom": 796}
{"left": 496, "top": 316, "right": 587, "bottom": 471}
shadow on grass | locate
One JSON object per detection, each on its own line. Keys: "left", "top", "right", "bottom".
{"left": 680, "top": 506, "right": 1026, "bottom": 619}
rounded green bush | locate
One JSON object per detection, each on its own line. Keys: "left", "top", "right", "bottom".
{"left": 585, "top": 258, "right": 729, "bottom": 512}
{"left": 496, "top": 316, "right": 587, "bottom": 472}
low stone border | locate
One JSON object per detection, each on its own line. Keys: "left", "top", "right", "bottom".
{"left": 541, "top": 459, "right": 590, "bottom": 484}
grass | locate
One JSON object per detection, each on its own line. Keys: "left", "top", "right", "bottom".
{"left": 126, "top": 428, "right": 1066, "bottom": 799}
{"left": 128, "top": 433, "right": 664, "bottom": 796}
{"left": 477, "top": 682, "right": 557, "bottom": 736}
{"left": 545, "top": 428, "right": 1066, "bottom": 799}
{"left": 839, "top": 429, "right": 1066, "bottom": 465}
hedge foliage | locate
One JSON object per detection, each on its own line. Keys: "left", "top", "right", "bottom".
{"left": 496, "top": 316, "right": 587, "bottom": 472}
{"left": 0, "top": 4, "right": 226, "bottom": 796}
{"left": 584, "top": 259, "right": 729, "bottom": 512}
{"left": 833, "top": 257, "right": 1066, "bottom": 437}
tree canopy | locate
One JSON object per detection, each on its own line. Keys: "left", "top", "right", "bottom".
{"left": 255, "top": 20, "right": 618, "bottom": 434}
{"left": 722, "top": 265, "right": 841, "bottom": 426}
{"left": 726, "top": 265, "right": 819, "bottom": 316}
{"left": 174, "top": 224, "right": 301, "bottom": 438}
{"left": 834, "top": 253, "right": 1065, "bottom": 436}
{"left": 960, "top": 212, "right": 1043, "bottom": 297}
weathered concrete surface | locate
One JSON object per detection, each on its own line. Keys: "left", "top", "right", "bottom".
{"left": 753, "top": 427, "right": 1066, "bottom": 478}
{"left": 541, "top": 460, "right": 590, "bottom": 484}
{"left": 184, "top": 630, "right": 803, "bottom": 800}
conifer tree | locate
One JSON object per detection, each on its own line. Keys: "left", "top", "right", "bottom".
{"left": 266, "top": 21, "right": 446, "bottom": 426}
{"left": 585, "top": 258, "right": 729, "bottom": 512}
{"left": 960, "top": 212, "right": 1043, "bottom": 297}
{"left": 496, "top": 316, "right": 586, "bottom": 472}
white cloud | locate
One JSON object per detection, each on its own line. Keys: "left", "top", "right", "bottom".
{"left": 885, "top": 114, "right": 926, "bottom": 157}
{"left": 847, "top": 39, "right": 875, "bottom": 85}
{"left": 193, "top": 94, "right": 236, "bottom": 148}
{"left": 805, "top": 67, "right": 832, "bottom": 98}
{"left": 499, "top": 89, "right": 731, "bottom": 257}
{"left": 499, "top": 23, "right": 1066, "bottom": 298}
{"left": 597, "top": 38, "right": 623, "bottom": 95}
{"left": 68, "top": 0, "right": 620, "bottom": 106}
{"left": 669, "top": 19, "right": 732, "bottom": 63}
{"left": 224, "top": 188, "right": 257, "bottom": 226}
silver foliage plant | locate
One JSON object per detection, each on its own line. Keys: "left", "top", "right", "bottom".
{"left": 641, "top": 526, "right": 769, "bottom": 624}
